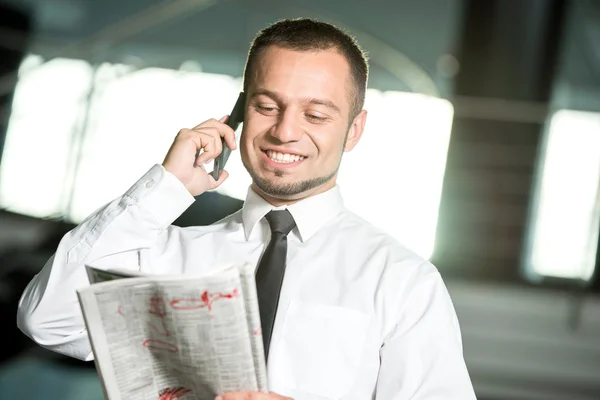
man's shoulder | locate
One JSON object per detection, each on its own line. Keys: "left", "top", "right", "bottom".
{"left": 341, "top": 210, "right": 423, "bottom": 254}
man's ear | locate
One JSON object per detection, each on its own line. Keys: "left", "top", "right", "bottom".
{"left": 344, "top": 109, "right": 368, "bottom": 152}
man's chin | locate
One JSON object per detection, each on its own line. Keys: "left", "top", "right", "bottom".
{"left": 252, "top": 174, "right": 336, "bottom": 200}
{"left": 243, "top": 160, "right": 338, "bottom": 200}
{"left": 251, "top": 179, "right": 305, "bottom": 199}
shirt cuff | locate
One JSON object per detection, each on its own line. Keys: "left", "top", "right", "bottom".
{"left": 125, "top": 164, "right": 195, "bottom": 228}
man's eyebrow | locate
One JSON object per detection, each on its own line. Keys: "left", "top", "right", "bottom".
{"left": 251, "top": 88, "right": 282, "bottom": 102}
{"left": 302, "top": 98, "right": 341, "bottom": 114}
{"left": 251, "top": 88, "right": 341, "bottom": 115}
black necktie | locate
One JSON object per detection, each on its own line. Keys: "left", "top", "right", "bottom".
{"left": 255, "top": 209, "right": 296, "bottom": 361}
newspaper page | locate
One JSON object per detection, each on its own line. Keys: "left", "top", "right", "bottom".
{"left": 78, "top": 263, "right": 268, "bottom": 400}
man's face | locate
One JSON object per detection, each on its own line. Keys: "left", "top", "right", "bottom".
{"left": 240, "top": 46, "right": 367, "bottom": 204}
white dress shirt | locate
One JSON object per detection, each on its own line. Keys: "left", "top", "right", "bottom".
{"left": 17, "top": 164, "right": 476, "bottom": 400}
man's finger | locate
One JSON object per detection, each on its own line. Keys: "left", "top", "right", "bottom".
{"left": 197, "top": 132, "right": 221, "bottom": 161}
{"left": 212, "top": 118, "right": 237, "bottom": 151}
{"left": 190, "top": 118, "right": 237, "bottom": 152}
{"left": 196, "top": 145, "right": 215, "bottom": 166}
{"left": 207, "top": 170, "right": 229, "bottom": 190}
{"left": 223, "top": 128, "right": 237, "bottom": 151}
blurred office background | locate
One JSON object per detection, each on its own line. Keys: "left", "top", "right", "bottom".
{"left": 0, "top": 0, "right": 599, "bottom": 398}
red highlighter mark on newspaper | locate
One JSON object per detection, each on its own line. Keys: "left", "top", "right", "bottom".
{"left": 158, "top": 386, "right": 191, "bottom": 399}
{"left": 117, "top": 305, "right": 124, "bottom": 317}
{"left": 143, "top": 296, "right": 178, "bottom": 352}
{"left": 148, "top": 296, "right": 168, "bottom": 317}
{"left": 141, "top": 290, "right": 238, "bottom": 354}
{"left": 147, "top": 296, "right": 172, "bottom": 337}
{"left": 170, "top": 288, "right": 239, "bottom": 312}
{"left": 142, "top": 339, "right": 179, "bottom": 353}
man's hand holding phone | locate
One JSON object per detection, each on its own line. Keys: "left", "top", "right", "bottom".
{"left": 162, "top": 115, "right": 236, "bottom": 196}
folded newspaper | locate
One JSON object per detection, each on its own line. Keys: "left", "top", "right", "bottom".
{"left": 77, "top": 263, "right": 268, "bottom": 400}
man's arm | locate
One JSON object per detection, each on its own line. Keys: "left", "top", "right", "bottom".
{"left": 17, "top": 117, "right": 236, "bottom": 361}
{"left": 17, "top": 165, "right": 195, "bottom": 360}
{"left": 375, "top": 265, "right": 477, "bottom": 399}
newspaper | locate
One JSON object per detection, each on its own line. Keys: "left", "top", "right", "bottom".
{"left": 77, "top": 263, "right": 268, "bottom": 400}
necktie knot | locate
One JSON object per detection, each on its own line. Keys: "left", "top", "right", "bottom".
{"left": 264, "top": 209, "right": 296, "bottom": 236}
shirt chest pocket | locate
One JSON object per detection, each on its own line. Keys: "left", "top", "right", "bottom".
{"left": 274, "top": 301, "right": 369, "bottom": 399}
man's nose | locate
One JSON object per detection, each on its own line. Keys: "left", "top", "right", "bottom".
{"left": 270, "top": 109, "right": 303, "bottom": 143}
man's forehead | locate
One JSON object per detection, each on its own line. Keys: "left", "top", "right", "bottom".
{"left": 248, "top": 46, "right": 353, "bottom": 98}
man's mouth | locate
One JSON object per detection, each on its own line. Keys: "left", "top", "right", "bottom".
{"left": 265, "top": 149, "right": 305, "bottom": 164}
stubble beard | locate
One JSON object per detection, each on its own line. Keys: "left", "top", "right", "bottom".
{"left": 241, "top": 129, "right": 349, "bottom": 198}
{"left": 242, "top": 157, "right": 338, "bottom": 198}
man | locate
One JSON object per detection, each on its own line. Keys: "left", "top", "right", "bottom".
{"left": 17, "top": 18, "right": 476, "bottom": 399}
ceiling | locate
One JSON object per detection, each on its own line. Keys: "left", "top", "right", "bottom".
{"left": 1, "top": 0, "right": 599, "bottom": 106}
{"left": 0, "top": 0, "right": 464, "bottom": 96}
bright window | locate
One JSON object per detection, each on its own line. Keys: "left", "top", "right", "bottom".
{"left": 0, "top": 55, "right": 93, "bottom": 218}
{"left": 338, "top": 90, "right": 454, "bottom": 259}
{"left": 67, "top": 63, "right": 244, "bottom": 222}
{"left": 0, "top": 55, "right": 454, "bottom": 260}
{"left": 525, "top": 109, "right": 600, "bottom": 281}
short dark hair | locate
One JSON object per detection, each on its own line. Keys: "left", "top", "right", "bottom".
{"left": 243, "top": 18, "right": 369, "bottom": 118}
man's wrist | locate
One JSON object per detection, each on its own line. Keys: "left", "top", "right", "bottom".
{"left": 129, "top": 164, "right": 196, "bottom": 228}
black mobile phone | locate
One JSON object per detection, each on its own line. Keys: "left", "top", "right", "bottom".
{"left": 211, "top": 92, "right": 245, "bottom": 180}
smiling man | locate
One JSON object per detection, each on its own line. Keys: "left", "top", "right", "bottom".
{"left": 17, "top": 18, "right": 476, "bottom": 399}
{"left": 241, "top": 44, "right": 365, "bottom": 205}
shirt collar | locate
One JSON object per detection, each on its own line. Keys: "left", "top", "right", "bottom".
{"left": 242, "top": 185, "right": 345, "bottom": 243}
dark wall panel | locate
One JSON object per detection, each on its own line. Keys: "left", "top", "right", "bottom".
{"left": 433, "top": 0, "right": 567, "bottom": 282}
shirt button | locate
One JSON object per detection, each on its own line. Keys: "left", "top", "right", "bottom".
{"left": 145, "top": 180, "right": 155, "bottom": 188}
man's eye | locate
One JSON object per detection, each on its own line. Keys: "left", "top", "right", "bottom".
{"left": 256, "top": 106, "right": 278, "bottom": 114}
{"left": 306, "top": 114, "right": 327, "bottom": 122}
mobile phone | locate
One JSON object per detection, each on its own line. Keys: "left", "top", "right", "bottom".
{"left": 211, "top": 92, "right": 245, "bottom": 180}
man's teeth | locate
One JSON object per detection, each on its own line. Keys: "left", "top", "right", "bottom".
{"left": 266, "top": 150, "right": 305, "bottom": 163}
